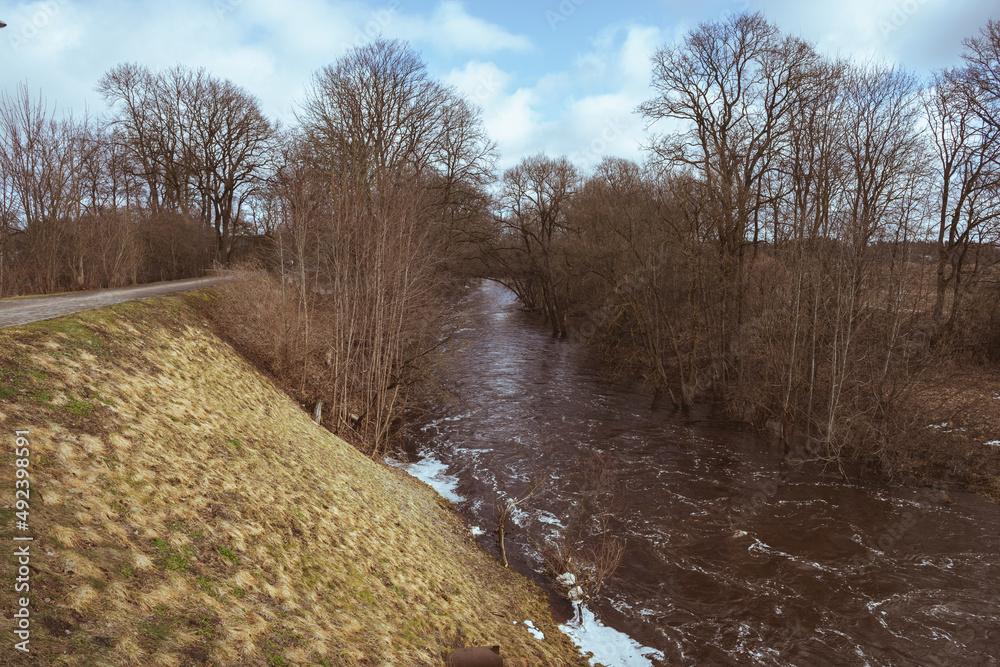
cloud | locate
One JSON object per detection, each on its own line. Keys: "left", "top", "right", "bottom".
{"left": 7, "top": 0, "right": 988, "bottom": 179}
{"left": 562, "top": 93, "right": 641, "bottom": 168}
{"left": 754, "top": 0, "right": 990, "bottom": 72}
{"left": 444, "top": 60, "right": 512, "bottom": 108}
{"left": 445, "top": 61, "right": 540, "bottom": 164}
{"left": 545, "top": 25, "right": 662, "bottom": 170}
{"left": 0, "top": 0, "right": 368, "bottom": 122}
{"left": 441, "top": 24, "right": 658, "bottom": 172}
{"left": 392, "top": 1, "right": 533, "bottom": 55}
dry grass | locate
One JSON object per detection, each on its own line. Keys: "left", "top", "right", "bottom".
{"left": 0, "top": 294, "right": 585, "bottom": 666}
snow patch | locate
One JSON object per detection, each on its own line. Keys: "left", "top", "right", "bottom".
{"left": 927, "top": 422, "right": 965, "bottom": 433}
{"left": 386, "top": 454, "right": 464, "bottom": 504}
{"left": 470, "top": 526, "right": 486, "bottom": 536}
{"left": 558, "top": 604, "right": 664, "bottom": 667}
{"left": 523, "top": 620, "right": 545, "bottom": 640}
{"left": 556, "top": 572, "right": 577, "bottom": 587}
{"left": 985, "top": 440, "right": 1000, "bottom": 447}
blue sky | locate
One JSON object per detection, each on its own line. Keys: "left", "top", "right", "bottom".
{"left": 1, "top": 0, "right": 997, "bottom": 171}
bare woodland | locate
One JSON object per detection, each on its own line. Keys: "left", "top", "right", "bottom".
{"left": 473, "top": 15, "right": 1000, "bottom": 478}
{"left": 2, "top": 16, "right": 1000, "bottom": 481}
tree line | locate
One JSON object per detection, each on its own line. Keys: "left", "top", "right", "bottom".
{"left": 2, "top": 15, "right": 999, "bottom": 475}
{"left": 472, "top": 14, "right": 1000, "bottom": 477}
{"left": 0, "top": 64, "right": 277, "bottom": 295}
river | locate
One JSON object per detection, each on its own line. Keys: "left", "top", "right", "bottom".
{"left": 392, "top": 280, "right": 1000, "bottom": 666}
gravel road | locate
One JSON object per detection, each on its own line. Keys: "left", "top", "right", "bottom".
{"left": 0, "top": 276, "right": 228, "bottom": 328}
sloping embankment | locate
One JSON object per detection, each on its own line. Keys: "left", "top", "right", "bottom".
{"left": 0, "top": 293, "right": 586, "bottom": 666}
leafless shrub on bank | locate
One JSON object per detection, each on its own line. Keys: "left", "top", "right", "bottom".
{"left": 540, "top": 452, "right": 625, "bottom": 601}
{"left": 493, "top": 477, "right": 545, "bottom": 569}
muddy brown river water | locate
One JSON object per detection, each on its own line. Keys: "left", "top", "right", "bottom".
{"left": 397, "top": 280, "right": 1000, "bottom": 666}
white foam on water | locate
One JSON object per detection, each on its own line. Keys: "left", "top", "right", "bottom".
{"left": 558, "top": 604, "right": 665, "bottom": 667}
{"left": 386, "top": 454, "right": 464, "bottom": 504}
{"left": 985, "top": 440, "right": 1000, "bottom": 447}
{"left": 537, "top": 510, "right": 565, "bottom": 527}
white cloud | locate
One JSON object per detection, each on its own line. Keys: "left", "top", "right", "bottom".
{"left": 392, "top": 1, "right": 533, "bottom": 55}
{"left": 0, "top": 0, "right": 366, "bottom": 123}
{"left": 0, "top": 2, "right": 664, "bottom": 172}
{"left": 442, "top": 24, "right": 659, "bottom": 172}
{"left": 491, "top": 87, "right": 539, "bottom": 153}
{"left": 756, "top": 0, "right": 991, "bottom": 71}
{"left": 9, "top": 0, "right": 988, "bottom": 179}
{"left": 619, "top": 25, "right": 661, "bottom": 85}
{"left": 445, "top": 61, "right": 541, "bottom": 167}
{"left": 563, "top": 93, "right": 642, "bottom": 168}
{"left": 539, "top": 25, "right": 661, "bottom": 170}
{"left": 4, "top": 0, "right": 85, "bottom": 60}
{"left": 445, "top": 60, "right": 512, "bottom": 108}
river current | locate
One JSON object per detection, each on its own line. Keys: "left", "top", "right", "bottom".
{"left": 394, "top": 280, "right": 1000, "bottom": 666}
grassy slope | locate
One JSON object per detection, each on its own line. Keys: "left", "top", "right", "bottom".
{"left": 0, "top": 294, "right": 586, "bottom": 666}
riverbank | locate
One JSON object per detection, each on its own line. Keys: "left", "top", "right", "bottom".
{"left": 0, "top": 294, "right": 587, "bottom": 665}
{"left": 562, "top": 305, "right": 1000, "bottom": 504}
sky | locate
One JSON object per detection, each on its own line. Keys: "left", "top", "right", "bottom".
{"left": 1, "top": 0, "right": 997, "bottom": 172}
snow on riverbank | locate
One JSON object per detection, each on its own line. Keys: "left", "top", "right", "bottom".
{"left": 559, "top": 603, "right": 665, "bottom": 666}
{"left": 386, "top": 453, "right": 464, "bottom": 504}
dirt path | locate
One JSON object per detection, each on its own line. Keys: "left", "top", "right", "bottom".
{"left": 0, "top": 276, "right": 227, "bottom": 328}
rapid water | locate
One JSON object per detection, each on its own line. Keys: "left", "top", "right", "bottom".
{"left": 396, "top": 280, "right": 1000, "bottom": 666}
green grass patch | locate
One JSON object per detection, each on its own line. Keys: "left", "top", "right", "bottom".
{"left": 139, "top": 617, "right": 172, "bottom": 641}
{"left": 29, "top": 390, "right": 53, "bottom": 404}
{"left": 87, "top": 576, "right": 109, "bottom": 591}
{"left": 64, "top": 399, "right": 94, "bottom": 415}
{"left": 189, "top": 611, "right": 216, "bottom": 639}
{"left": 196, "top": 577, "right": 217, "bottom": 597}
{"left": 164, "top": 552, "right": 190, "bottom": 571}
{"left": 216, "top": 545, "right": 240, "bottom": 565}
{"left": 152, "top": 538, "right": 191, "bottom": 571}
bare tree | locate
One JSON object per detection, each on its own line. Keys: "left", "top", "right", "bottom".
{"left": 98, "top": 63, "right": 277, "bottom": 263}
{"left": 0, "top": 85, "right": 77, "bottom": 293}
{"left": 293, "top": 38, "right": 494, "bottom": 455}
{"left": 962, "top": 19, "right": 1000, "bottom": 132}
{"left": 488, "top": 154, "right": 580, "bottom": 337}
{"left": 494, "top": 477, "right": 544, "bottom": 569}
{"left": 639, "top": 12, "right": 824, "bottom": 377}
{"left": 540, "top": 453, "right": 625, "bottom": 601}
{"left": 921, "top": 25, "right": 1000, "bottom": 340}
